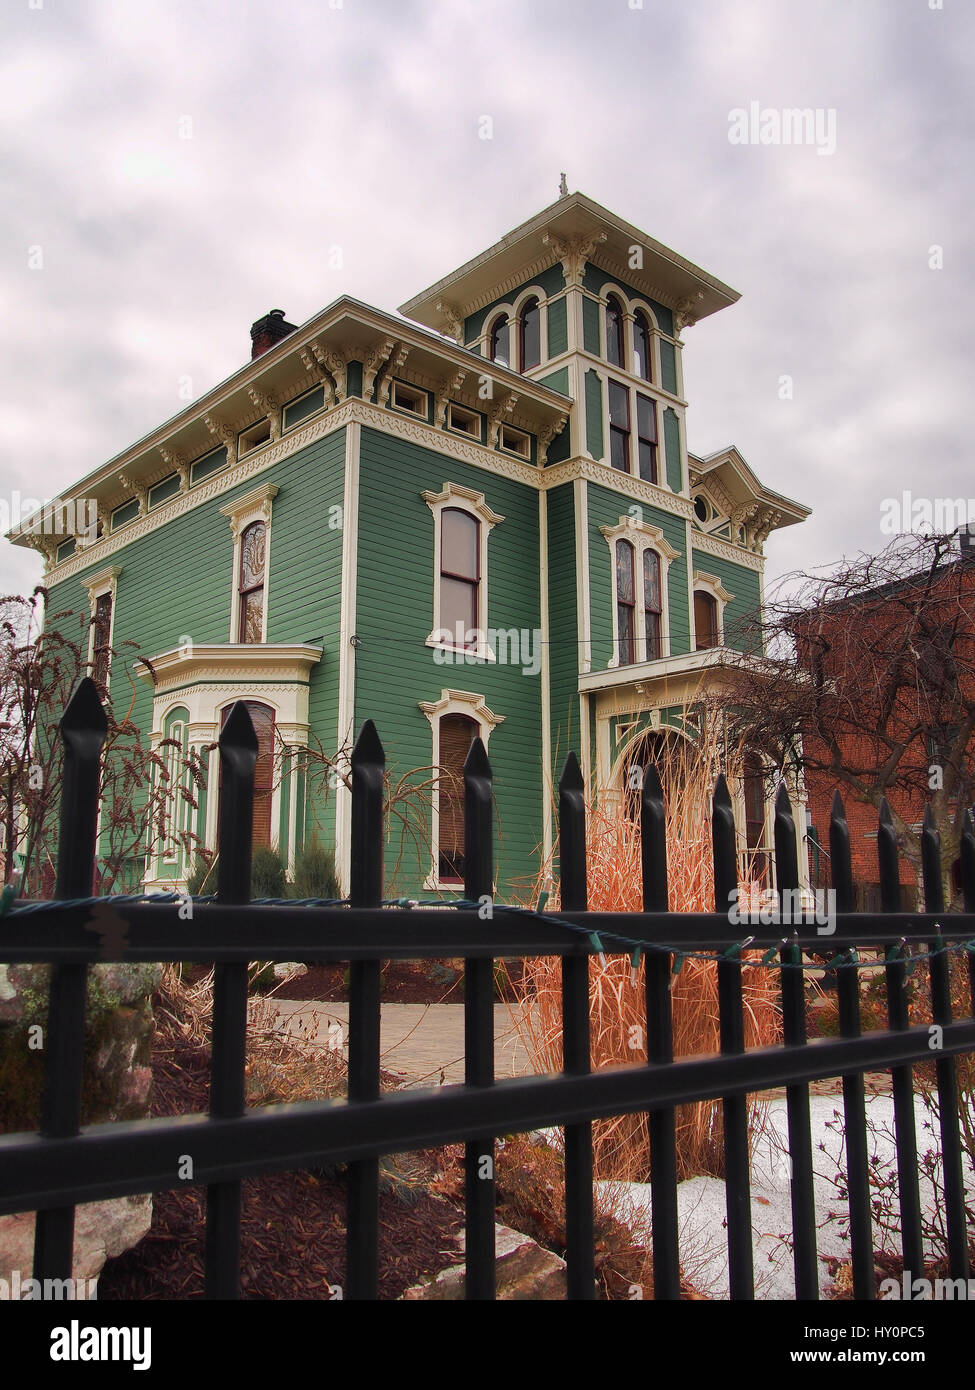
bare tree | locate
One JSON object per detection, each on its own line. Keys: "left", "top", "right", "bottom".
{"left": 716, "top": 532, "right": 975, "bottom": 897}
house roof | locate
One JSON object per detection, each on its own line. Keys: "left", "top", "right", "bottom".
{"left": 398, "top": 190, "right": 741, "bottom": 338}
{"left": 689, "top": 446, "right": 811, "bottom": 529}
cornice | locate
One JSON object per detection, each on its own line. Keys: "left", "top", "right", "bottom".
{"left": 542, "top": 458, "right": 694, "bottom": 520}
{"left": 136, "top": 643, "right": 323, "bottom": 696}
{"left": 458, "top": 252, "right": 565, "bottom": 317}
{"left": 690, "top": 529, "right": 764, "bottom": 572}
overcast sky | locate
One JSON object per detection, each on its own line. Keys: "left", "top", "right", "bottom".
{"left": 1, "top": 0, "right": 972, "bottom": 601}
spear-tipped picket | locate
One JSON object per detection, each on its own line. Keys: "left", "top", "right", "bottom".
{"left": 347, "top": 720, "right": 385, "bottom": 1301}
{"left": 34, "top": 678, "right": 109, "bottom": 1284}
{"left": 641, "top": 762, "right": 679, "bottom": 1299}
{"left": 920, "top": 805, "right": 969, "bottom": 1280}
{"left": 463, "top": 736, "right": 496, "bottom": 1300}
{"left": 830, "top": 790, "right": 873, "bottom": 1299}
{"left": 878, "top": 797, "right": 923, "bottom": 1282}
{"left": 557, "top": 750, "right": 595, "bottom": 1299}
{"left": 205, "top": 701, "right": 258, "bottom": 1299}
{"left": 712, "top": 772, "right": 754, "bottom": 1299}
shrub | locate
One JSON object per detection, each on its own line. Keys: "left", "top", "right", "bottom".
{"left": 251, "top": 846, "right": 287, "bottom": 899}
{"left": 291, "top": 834, "right": 341, "bottom": 900}
{"left": 186, "top": 853, "right": 215, "bottom": 896}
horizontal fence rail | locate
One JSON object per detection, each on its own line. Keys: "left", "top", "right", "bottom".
{"left": 1, "top": 677, "right": 974, "bottom": 1301}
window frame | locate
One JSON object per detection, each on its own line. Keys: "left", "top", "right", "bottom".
{"left": 422, "top": 484, "right": 504, "bottom": 660}
{"left": 600, "top": 518, "right": 679, "bottom": 668}
{"left": 418, "top": 688, "right": 504, "bottom": 891}
{"left": 84, "top": 565, "right": 121, "bottom": 695}
{"left": 220, "top": 482, "right": 279, "bottom": 645}
{"left": 608, "top": 380, "right": 631, "bottom": 473}
{"left": 692, "top": 570, "right": 734, "bottom": 651}
{"left": 605, "top": 293, "right": 625, "bottom": 368}
{"left": 519, "top": 296, "right": 541, "bottom": 371}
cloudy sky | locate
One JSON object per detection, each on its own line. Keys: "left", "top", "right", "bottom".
{"left": 1, "top": 0, "right": 971, "bottom": 600}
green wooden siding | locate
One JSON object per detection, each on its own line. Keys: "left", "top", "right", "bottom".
{"left": 663, "top": 408, "right": 682, "bottom": 492}
{"left": 545, "top": 484, "right": 579, "bottom": 783}
{"left": 45, "top": 426, "right": 348, "bottom": 865}
{"left": 463, "top": 262, "right": 566, "bottom": 346}
{"left": 660, "top": 340, "right": 678, "bottom": 395}
{"left": 690, "top": 549, "right": 762, "bottom": 655}
{"left": 355, "top": 426, "right": 543, "bottom": 895}
{"left": 547, "top": 297, "right": 568, "bottom": 358}
{"left": 585, "top": 371, "right": 604, "bottom": 460}
{"left": 537, "top": 367, "right": 569, "bottom": 396}
{"left": 582, "top": 297, "right": 600, "bottom": 355}
{"left": 586, "top": 483, "right": 690, "bottom": 667}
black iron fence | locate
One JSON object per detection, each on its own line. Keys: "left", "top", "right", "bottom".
{"left": 1, "top": 678, "right": 974, "bottom": 1300}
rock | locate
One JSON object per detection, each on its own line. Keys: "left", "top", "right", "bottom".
{"left": 400, "top": 1223, "right": 569, "bottom": 1300}
{"left": 0, "top": 1195, "right": 153, "bottom": 1297}
{"left": 274, "top": 962, "right": 308, "bottom": 981}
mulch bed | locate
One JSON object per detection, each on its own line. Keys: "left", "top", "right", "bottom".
{"left": 96, "top": 993, "right": 466, "bottom": 1300}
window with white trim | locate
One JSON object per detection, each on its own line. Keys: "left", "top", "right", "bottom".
{"left": 692, "top": 570, "right": 733, "bottom": 650}
{"left": 418, "top": 688, "right": 504, "bottom": 890}
{"left": 160, "top": 706, "right": 190, "bottom": 865}
{"left": 220, "top": 483, "right": 278, "bottom": 644}
{"left": 422, "top": 484, "right": 504, "bottom": 658}
{"left": 84, "top": 565, "right": 121, "bottom": 694}
{"left": 601, "top": 519, "right": 679, "bottom": 667}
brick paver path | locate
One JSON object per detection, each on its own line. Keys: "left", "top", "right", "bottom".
{"left": 268, "top": 1000, "right": 538, "bottom": 1086}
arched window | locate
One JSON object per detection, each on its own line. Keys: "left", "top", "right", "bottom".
{"left": 220, "top": 701, "right": 276, "bottom": 850}
{"left": 238, "top": 521, "right": 267, "bottom": 644}
{"left": 440, "top": 507, "right": 480, "bottom": 647}
{"left": 616, "top": 539, "right": 636, "bottom": 665}
{"left": 519, "top": 297, "right": 540, "bottom": 370}
{"left": 489, "top": 315, "right": 510, "bottom": 368}
{"left": 605, "top": 295, "right": 625, "bottom": 367}
{"left": 644, "top": 550, "right": 662, "bottom": 660}
{"left": 633, "top": 310, "right": 652, "bottom": 381}
{"left": 91, "top": 591, "right": 114, "bottom": 689}
{"left": 695, "top": 591, "right": 719, "bottom": 650}
{"left": 438, "top": 713, "right": 478, "bottom": 882}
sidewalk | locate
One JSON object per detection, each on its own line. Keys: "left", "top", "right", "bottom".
{"left": 266, "top": 999, "right": 538, "bottom": 1086}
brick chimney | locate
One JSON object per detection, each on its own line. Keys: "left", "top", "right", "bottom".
{"left": 250, "top": 309, "right": 298, "bottom": 360}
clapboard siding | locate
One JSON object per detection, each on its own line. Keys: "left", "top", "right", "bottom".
{"left": 354, "top": 426, "right": 544, "bottom": 894}
{"left": 545, "top": 483, "right": 579, "bottom": 781}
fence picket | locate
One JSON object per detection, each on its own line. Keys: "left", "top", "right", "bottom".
{"left": 205, "top": 700, "right": 257, "bottom": 1299}
{"left": 641, "top": 763, "right": 680, "bottom": 1300}
{"left": 878, "top": 798, "right": 924, "bottom": 1285}
{"left": 920, "top": 806, "right": 969, "bottom": 1282}
{"left": 830, "top": 791, "right": 874, "bottom": 1300}
{"left": 712, "top": 773, "right": 755, "bottom": 1300}
{"left": 559, "top": 751, "right": 595, "bottom": 1300}
{"left": 346, "top": 720, "right": 385, "bottom": 1301}
{"left": 463, "top": 736, "right": 496, "bottom": 1301}
{"left": 32, "top": 677, "right": 107, "bottom": 1285}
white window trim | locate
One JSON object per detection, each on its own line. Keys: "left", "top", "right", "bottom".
{"left": 238, "top": 417, "right": 273, "bottom": 458}
{"left": 390, "top": 379, "right": 430, "bottom": 420}
{"left": 600, "top": 517, "right": 680, "bottom": 668}
{"left": 692, "top": 569, "right": 734, "bottom": 649}
{"left": 418, "top": 688, "right": 504, "bottom": 892}
{"left": 596, "top": 281, "right": 662, "bottom": 388}
{"left": 155, "top": 708, "right": 190, "bottom": 870}
{"left": 446, "top": 401, "right": 482, "bottom": 440}
{"left": 220, "top": 482, "right": 279, "bottom": 644}
{"left": 480, "top": 283, "right": 550, "bottom": 371}
{"left": 84, "top": 564, "right": 121, "bottom": 685}
{"left": 422, "top": 482, "right": 504, "bottom": 661}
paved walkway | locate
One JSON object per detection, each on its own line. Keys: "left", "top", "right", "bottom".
{"left": 267, "top": 1000, "right": 538, "bottom": 1086}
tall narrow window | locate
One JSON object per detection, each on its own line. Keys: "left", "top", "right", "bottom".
{"left": 440, "top": 508, "right": 480, "bottom": 647}
{"left": 438, "top": 714, "right": 477, "bottom": 882}
{"left": 489, "top": 315, "right": 510, "bottom": 368}
{"left": 238, "top": 521, "right": 266, "bottom": 644}
{"left": 519, "top": 297, "right": 540, "bottom": 370}
{"left": 644, "top": 550, "right": 662, "bottom": 659}
{"left": 633, "top": 311, "right": 652, "bottom": 381}
{"left": 220, "top": 702, "right": 275, "bottom": 850}
{"left": 609, "top": 381, "right": 630, "bottom": 472}
{"left": 605, "top": 295, "right": 624, "bottom": 367}
{"left": 616, "top": 539, "right": 636, "bottom": 665}
{"left": 695, "top": 591, "right": 719, "bottom": 650}
{"left": 91, "top": 592, "right": 113, "bottom": 689}
{"left": 636, "top": 394, "right": 657, "bottom": 483}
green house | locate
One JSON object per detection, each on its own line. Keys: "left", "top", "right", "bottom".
{"left": 11, "top": 191, "right": 811, "bottom": 897}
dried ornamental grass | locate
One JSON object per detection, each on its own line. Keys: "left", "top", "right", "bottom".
{"left": 508, "top": 705, "right": 782, "bottom": 1182}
